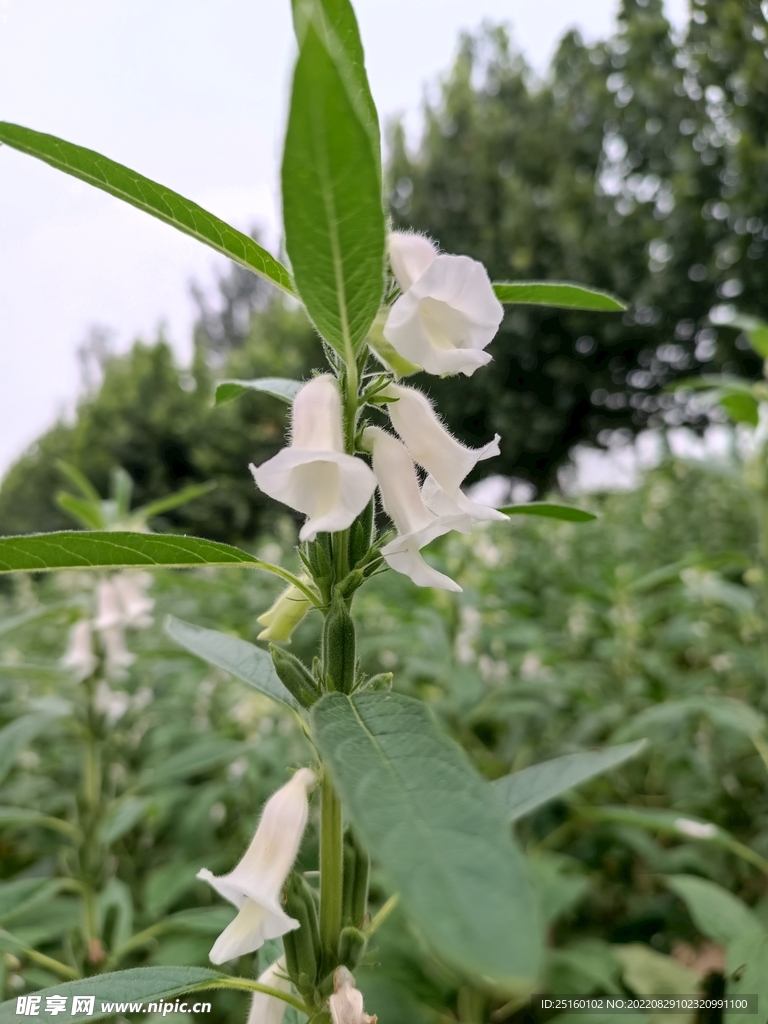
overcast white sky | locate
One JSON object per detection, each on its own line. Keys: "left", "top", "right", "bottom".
{"left": 0, "top": 0, "right": 687, "bottom": 477}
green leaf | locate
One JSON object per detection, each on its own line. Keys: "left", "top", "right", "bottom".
{"left": 583, "top": 806, "right": 768, "bottom": 874}
{"left": 165, "top": 615, "right": 299, "bottom": 711}
{"left": 291, "top": 0, "right": 380, "bottom": 149}
{"left": 0, "top": 712, "right": 66, "bottom": 786}
{"left": 719, "top": 390, "right": 760, "bottom": 426}
{"left": 57, "top": 461, "right": 101, "bottom": 502}
{"left": 613, "top": 696, "right": 767, "bottom": 743}
{"left": 0, "top": 122, "right": 294, "bottom": 296}
{"left": 664, "top": 875, "right": 768, "bottom": 1024}
{"left": 98, "top": 797, "right": 151, "bottom": 846}
{"left": 0, "top": 531, "right": 272, "bottom": 574}
{"left": 311, "top": 691, "right": 542, "bottom": 990}
{"left": 55, "top": 492, "right": 105, "bottom": 530}
{"left": 214, "top": 377, "right": 303, "bottom": 407}
{"left": 0, "top": 879, "right": 63, "bottom": 924}
{"left": 282, "top": 13, "right": 384, "bottom": 361}
{"left": 493, "top": 281, "right": 626, "bottom": 312}
{"left": 722, "top": 315, "right": 768, "bottom": 359}
{"left": 0, "top": 966, "right": 224, "bottom": 1023}
{"left": 130, "top": 482, "right": 217, "bottom": 522}
{"left": 499, "top": 502, "right": 597, "bottom": 523}
{"left": 494, "top": 742, "right": 646, "bottom": 822}
{"left": 0, "top": 807, "right": 80, "bottom": 839}
{"left": 139, "top": 738, "right": 247, "bottom": 788}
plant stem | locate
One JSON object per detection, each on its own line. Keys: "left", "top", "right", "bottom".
{"left": 319, "top": 771, "right": 343, "bottom": 966}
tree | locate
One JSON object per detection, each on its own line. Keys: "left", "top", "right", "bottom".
{"left": 389, "top": 0, "right": 768, "bottom": 489}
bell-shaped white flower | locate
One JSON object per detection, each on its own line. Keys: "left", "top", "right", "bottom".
{"left": 247, "top": 957, "right": 292, "bottom": 1024}
{"left": 383, "top": 232, "right": 503, "bottom": 377}
{"left": 93, "top": 579, "right": 123, "bottom": 631}
{"left": 251, "top": 376, "right": 377, "bottom": 542}
{"left": 365, "top": 427, "right": 466, "bottom": 592}
{"left": 329, "top": 967, "right": 377, "bottom": 1024}
{"left": 198, "top": 768, "right": 316, "bottom": 963}
{"left": 101, "top": 625, "right": 135, "bottom": 680}
{"left": 257, "top": 578, "right": 313, "bottom": 642}
{"left": 112, "top": 572, "right": 154, "bottom": 628}
{"left": 94, "top": 680, "right": 131, "bottom": 725}
{"left": 62, "top": 620, "right": 98, "bottom": 681}
{"left": 385, "top": 384, "right": 506, "bottom": 523}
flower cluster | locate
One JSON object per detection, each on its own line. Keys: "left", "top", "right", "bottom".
{"left": 250, "top": 233, "right": 505, "bottom": 593}
{"left": 61, "top": 571, "right": 154, "bottom": 719}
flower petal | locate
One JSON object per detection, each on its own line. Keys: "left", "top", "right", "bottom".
{"left": 247, "top": 958, "right": 292, "bottom": 1024}
{"left": 207, "top": 898, "right": 298, "bottom": 965}
{"left": 422, "top": 476, "right": 508, "bottom": 523}
{"left": 388, "top": 232, "right": 437, "bottom": 292}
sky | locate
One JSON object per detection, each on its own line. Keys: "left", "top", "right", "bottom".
{"left": 0, "top": 0, "right": 688, "bottom": 477}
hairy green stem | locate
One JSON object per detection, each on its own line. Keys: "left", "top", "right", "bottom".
{"left": 319, "top": 771, "right": 343, "bottom": 965}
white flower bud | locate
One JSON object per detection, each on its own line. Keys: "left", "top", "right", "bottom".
{"left": 257, "top": 578, "right": 313, "bottom": 642}
{"left": 100, "top": 625, "right": 135, "bottom": 680}
{"left": 198, "top": 768, "right": 317, "bottom": 963}
{"left": 246, "top": 957, "right": 292, "bottom": 1024}
{"left": 329, "top": 967, "right": 377, "bottom": 1024}
{"left": 61, "top": 620, "right": 98, "bottom": 681}
{"left": 384, "top": 384, "right": 505, "bottom": 523}
{"left": 93, "top": 680, "right": 130, "bottom": 725}
{"left": 384, "top": 232, "right": 503, "bottom": 377}
{"left": 93, "top": 579, "right": 123, "bottom": 631}
{"left": 112, "top": 571, "right": 154, "bottom": 628}
{"left": 250, "top": 376, "right": 377, "bottom": 541}
{"left": 365, "top": 427, "right": 467, "bottom": 592}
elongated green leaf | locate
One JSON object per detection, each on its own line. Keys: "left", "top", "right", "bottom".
{"left": 131, "top": 482, "right": 216, "bottom": 522}
{"left": 666, "top": 373, "right": 756, "bottom": 393}
{"left": 165, "top": 615, "right": 299, "bottom": 710}
{"left": 57, "top": 460, "right": 101, "bottom": 502}
{"left": 140, "top": 738, "right": 247, "bottom": 788}
{"left": 493, "top": 281, "right": 626, "bottom": 312}
{"left": 0, "top": 807, "right": 80, "bottom": 839}
{"left": 0, "top": 967, "right": 225, "bottom": 1023}
{"left": 0, "top": 713, "right": 64, "bottom": 786}
{"left": 282, "top": 15, "right": 384, "bottom": 360}
{"left": 0, "top": 531, "right": 272, "bottom": 573}
{"left": 613, "top": 696, "right": 767, "bottom": 743}
{"left": 583, "top": 806, "right": 768, "bottom": 873}
{"left": 499, "top": 502, "right": 597, "bottom": 523}
{"left": 494, "top": 742, "right": 645, "bottom": 822}
{"left": 0, "top": 122, "right": 294, "bottom": 295}
{"left": 98, "top": 797, "right": 151, "bottom": 846}
{"left": 55, "top": 492, "right": 104, "bottom": 530}
{"left": 312, "top": 692, "right": 542, "bottom": 989}
{"left": 214, "top": 377, "right": 303, "bottom": 407}
{"left": 720, "top": 390, "right": 760, "bottom": 426}
{"left": 292, "top": 0, "right": 379, "bottom": 149}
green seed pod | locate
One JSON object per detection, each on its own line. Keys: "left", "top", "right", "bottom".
{"left": 322, "top": 594, "right": 356, "bottom": 693}
{"left": 349, "top": 499, "right": 375, "bottom": 567}
{"left": 270, "top": 645, "right": 320, "bottom": 708}
{"left": 341, "top": 828, "right": 370, "bottom": 928}
{"left": 338, "top": 926, "right": 366, "bottom": 970}
{"left": 282, "top": 872, "right": 320, "bottom": 991}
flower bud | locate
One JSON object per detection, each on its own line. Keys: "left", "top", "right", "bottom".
{"left": 198, "top": 768, "right": 316, "bottom": 962}
{"left": 328, "top": 966, "right": 377, "bottom": 1024}
{"left": 246, "top": 957, "right": 292, "bottom": 1024}
{"left": 323, "top": 595, "right": 356, "bottom": 693}
{"left": 338, "top": 927, "right": 366, "bottom": 971}
{"left": 62, "top": 619, "right": 98, "bottom": 681}
{"left": 250, "top": 376, "right": 377, "bottom": 541}
{"left": 257, "top": 579, "right": 313, "bottom": 643}
{"left": 270, "top": 645, "right": 320, "bottom": 708}
{"left": 341, "top": 829, "right": 369, "bottom": 929}
{"left": 349, "top": 500, "right": 375, "bottom": 568}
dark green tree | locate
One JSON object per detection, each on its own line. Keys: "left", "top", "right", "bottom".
{"left": 389, "top": 0, "right": 768, "bottom": 489}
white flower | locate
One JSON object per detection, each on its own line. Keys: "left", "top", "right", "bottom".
{"left": 329, "top": 967, "right": 377, "bottom": 1024}
{"left": 250, "top": 376, "right": 377, "bottom": 542}
{"left": 247, "top": 957, "right": 292, "bottom": 1024}
{"left": 94, "top": 580, "right": 123, "bottom": 631}
{"left": 384, "top": 384, "right": 506, "bottom": 523}
{"left": 62, "top": 620, "right": 98, "bottom": 681}
{"left": 112, "top": 572, "right": 154, "bottom": 628}
{"left": 93, "top": 681, "right": 131, "bottom": 725}
{"left": 383, "top": 232, "right": 503, "bottom": 377}
{"left": 257, "top": 578, "right": 313, "bottom": 642}
{"left": 365, "top": 427, "right": 467, "bottom": 592}
{"left": 198, "top": 768, "right": 316, "bottom": 963}
{"left": 100, "top": 625, "right": 135, "bottom": 680}
{"left": 674, "top": 818, "right": 718, "bottom": 840}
